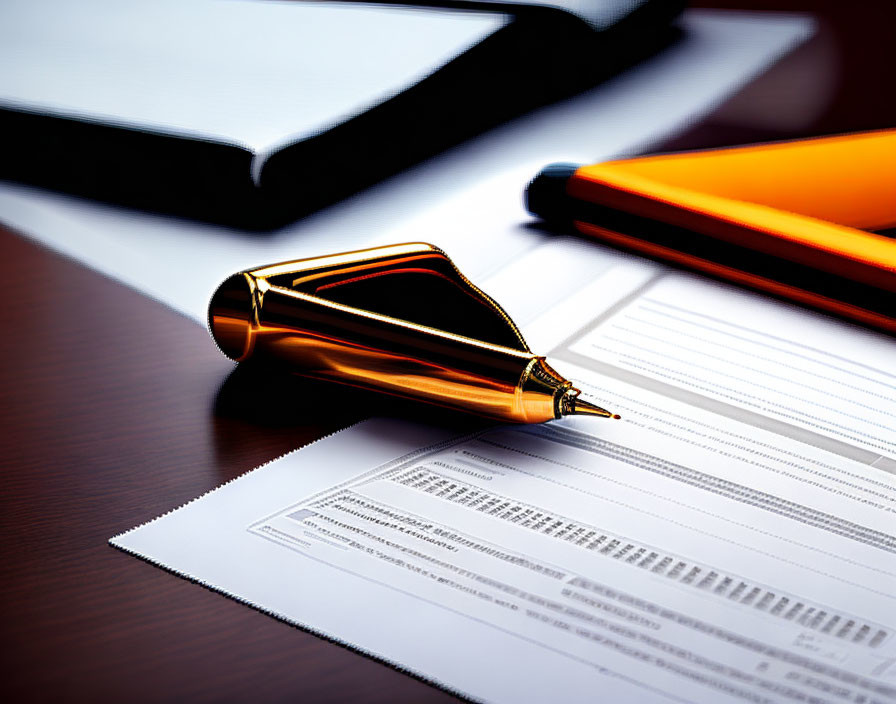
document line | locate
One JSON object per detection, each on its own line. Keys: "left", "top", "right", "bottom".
{"left": 473, "top": 432, "right": 896, "bottom": 572}
{"left": 592, "top": 386, "right": 896, "bottom": 501}
{"left": 593, "top": 334, "right": 896, "bottom": 451}
{"left": 640, "top": 298, "right": 896, "bottom": 384}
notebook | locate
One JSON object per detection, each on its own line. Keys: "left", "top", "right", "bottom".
{"left": 0, "top": 0, "right": 682, "bottom": 228}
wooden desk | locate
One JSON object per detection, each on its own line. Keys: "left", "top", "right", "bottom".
{"left": 2, "top": 3, "right": 893, "bottom": 701}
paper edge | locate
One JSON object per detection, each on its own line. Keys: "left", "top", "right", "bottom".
{"left": 108, "top": 416, "right": 486, "bottom": 702}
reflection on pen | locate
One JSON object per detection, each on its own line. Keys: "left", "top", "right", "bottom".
{"left": 209, "top": 243, "right": 618, "bottom": 424}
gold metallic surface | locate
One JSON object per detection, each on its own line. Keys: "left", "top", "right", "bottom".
{"left": 208, "top": 243, "right": 615, "bottom": 423}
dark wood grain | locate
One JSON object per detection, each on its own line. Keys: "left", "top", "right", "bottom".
{"left": 0, "top": 228, "right": 455, "bottom": 703}
{"left": 1, "top": 3, "right": 893, "bottom": 702}
{"left": 668, "top": 1, "right": 896, "bottom": 151}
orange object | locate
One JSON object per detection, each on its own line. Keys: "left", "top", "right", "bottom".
{"left": 526, "top": 130, "right": 896, "bottom": 333}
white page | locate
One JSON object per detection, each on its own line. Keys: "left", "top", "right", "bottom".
{"left": 0, "top": 10, "right": 813, "bottom": 323}
{"left": 0, "top": 0, "right": 504, "bottom": 156}
{"left": 113, "top": 259, "right": 896, "bottom": 702}
{"left": 563, "top": 275, "right": 896, "bottom": 461}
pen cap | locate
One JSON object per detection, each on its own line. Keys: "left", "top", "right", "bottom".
{"left": 209, "top": 242, "right": 531, "bottom": 362}
{"left": 208, "top": 273, "right": 258, "bottom": 361}
{"left": 524, "top": 162, "right": 579, "bottom": 223}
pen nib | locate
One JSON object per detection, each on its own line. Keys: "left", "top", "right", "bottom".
{"left": 560, "top": 389, "right": 620, "bottom": 419}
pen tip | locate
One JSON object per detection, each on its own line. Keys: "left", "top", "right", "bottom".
{"left": 564, "top": 395, "right": 619, "bottom": 419}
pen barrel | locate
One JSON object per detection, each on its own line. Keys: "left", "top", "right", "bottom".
{"left": 209, "top": 274, "right": 570, "bottom": 423}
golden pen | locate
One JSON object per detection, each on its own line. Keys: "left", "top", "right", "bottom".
{"left": 208, "top": 242, "right": 618, "bottom": 424}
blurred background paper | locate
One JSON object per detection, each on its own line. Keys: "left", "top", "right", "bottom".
{"left": 0, "top": 1, "right": 500, "bottom": 154}
{"left": 0, "top": 9, "right": 814, "bottom": 324}
{"left": 0, "top": 0, "right": 682, "bottom": 227}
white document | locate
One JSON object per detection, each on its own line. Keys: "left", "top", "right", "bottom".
{"left": 113, "top": 245, "right": 896, "bottom": 702}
